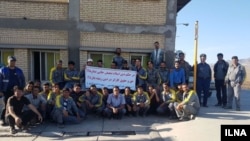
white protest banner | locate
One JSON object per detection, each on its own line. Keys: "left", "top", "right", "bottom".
{"left": 85, "top": 66, "right": 136, "bottom": 90}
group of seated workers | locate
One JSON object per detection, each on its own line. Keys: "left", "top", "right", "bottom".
{"left": 4, "top": 81, "right": 200, "bottom": 134}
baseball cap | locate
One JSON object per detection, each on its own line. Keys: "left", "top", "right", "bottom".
{"left": 87, "top": 58, "right": 93, "bottom": 62}
{"left": 8, "top": 56, "right": 16, "bottom": 61}
{"left": 200, "top": 54, "right": 206, "bottom": 57}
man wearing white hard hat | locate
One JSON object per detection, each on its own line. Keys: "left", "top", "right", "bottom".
{"left": 79, "top": 58, "right": 93, "bottom": 91}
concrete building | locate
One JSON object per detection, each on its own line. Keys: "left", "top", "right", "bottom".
{"left": 0, "top": 0, "right": 190, "bottom": 82}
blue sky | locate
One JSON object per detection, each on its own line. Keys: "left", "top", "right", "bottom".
{"left": 176, "top": 0, "right": 250, "bottom": 64}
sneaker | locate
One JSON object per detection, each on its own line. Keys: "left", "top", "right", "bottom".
{"left": 178, "top": 117, "right": 190, "bottom": 121}
{"left": 190, "top": 114, "right": 196, "bottom": 120}
{"left": 10, "top": 128, "right": 17, "bottom": 134}
{"left": 21, "top": 125, "right": 29, "bottom": 131}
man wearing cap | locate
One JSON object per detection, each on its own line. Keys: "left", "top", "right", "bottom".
{"left": 0, "top": 56, "right": 25, "bottom": 125}
{"left": 49, "top": 60, "right": 65, "bottom": 90}
{"left": 224, "top": 56, "right": 246, "bottom": 111}
{"left": 196, "top": 54, "right": 212, "bottom": 107}
{"left": 213, "top": 53, "right": 229, "bottom": 107}
{"left": 87, "top": 58, "right": 93, "bottom": 66}
{"left": 79, "top": 58, "right": 93, "bottom": 91}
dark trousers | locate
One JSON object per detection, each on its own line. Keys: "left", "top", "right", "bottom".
{"left": 1, "top": 90, "right": 13, "bottom": 121}
{"left": 7, "top": 110, "right": 36, "bottom": 129}
{"left": 215, "top": 79, "right": 227, "bottom": 105}
{"left": 197, "top": 78, "right": 210, "bottom": 106}
{"left": 148, "top": 102, "right": 160, "bottom": 115}
{"left": 104, "top": 108, "right": 124, "bottom": 119}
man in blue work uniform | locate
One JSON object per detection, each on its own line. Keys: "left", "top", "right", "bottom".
{"left": 131, "top": 58, "right": 147, "bottom": 91}
{"left": 196, "top": 54, "right": 211, "bottom": 107}
{"left": 0, "top": 56, "right": 25, "bottom": 126}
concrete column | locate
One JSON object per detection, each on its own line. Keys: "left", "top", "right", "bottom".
{"left": 60, "top": 49, "right": 69, "bottom": 68}
{"left": 69, "top": 0, "right": 80, "bottom": 21}
{"left": 68, "top": 0, "right": 80, "bottom": 70}
{"left": 164, "top": 0, "right": 177, "bottom": 69}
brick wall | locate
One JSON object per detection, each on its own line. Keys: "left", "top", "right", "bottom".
{"left": 80, "top": 0, "right": 167, "bottom": 25}
{"left": 14, "top": 48, "right": 29, "bottom": 82}
{"left": 0, "top": 28, "right": 68, "bottom": 46}
{"left": 81, "top": 32, "right": 165, "bottom": 50}
{"left": 0, "top": 1, "right": 68, "bottom": 20}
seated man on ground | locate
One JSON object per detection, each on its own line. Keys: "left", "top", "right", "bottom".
{"left": 124, "top": 87, "right": 135, "bottom": 116}
{"left": 132, "top": 86, "right": 150, "bottom": 117}
{"left": 34, "top": 79, "right": 43, "bottom": 92}
{"left": 46, "top": 83, "right": 61, "bottom": 117}
{"left": 78, "top": 84, "right": 104, "bottom": 116}
{"left": 51, "top": 88, "right": 81, "bottom": 128}
{"left": 70, "top": 83, "right": 85, "bottom": 118}
{"left": 6, "top": 86, "right": 43, "bottom": 134}
{"left": 23, "top": 81, "right": 34, "bottom": 95}
{"left": 24, "top": 86, "right": 47, "bottom": 121}
{"left": 39, "top": 82, "right": 52, "bottom": 100}
{"left": 101, "top": 87, "right": 109, "bottom": 107}
{"left": 175, "top": 84, "right": 200, "bottom": 121}
{"left": 156, "top": 83, "right": 177, "bottom": 119}
{"left": 103, "top": 86, "right": 126, "bottom": 119}
{"left": 147, "top": 85, "right": 160, "bottom": 115}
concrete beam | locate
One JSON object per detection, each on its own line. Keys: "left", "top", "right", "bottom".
{"left": 78, "top": 22, "right": 174, "bottom": 35}
{"left": 80, "top": 46, "right": 152, "bottom": 53}
{"left": 0, "top": 44, "right": 68, "bottom": 50}
{"left": 0, "top": 18, "right": 174, "bottom": 35}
